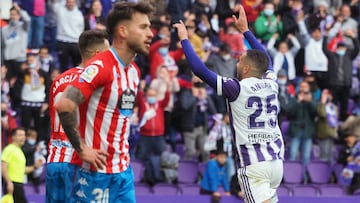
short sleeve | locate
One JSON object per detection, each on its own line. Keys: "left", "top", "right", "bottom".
{"left": 216, "top": 75, "right": 241, "bottom": 102}
{"left": 1, "top": 147, "right": 12, "bottom": 163}
{"left": 71, "top": 62, "right": 112, "bottom": 100}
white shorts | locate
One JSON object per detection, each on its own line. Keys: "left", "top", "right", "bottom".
{"left": 237, "top": 159, "right": 283, "bottom": 203}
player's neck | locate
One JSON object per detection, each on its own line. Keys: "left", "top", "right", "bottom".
{"left": 112, "top": 41, "right": 136, "bottom": 66}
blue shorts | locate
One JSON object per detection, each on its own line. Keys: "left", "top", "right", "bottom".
{"left": 46, "top": 162, "right": 79, "bottom": 203}
{"left": 70, "top": 166, "right": 135, "bottom": 203}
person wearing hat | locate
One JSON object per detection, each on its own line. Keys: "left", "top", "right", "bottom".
{"left": 323, "top": 29, "right": 359, "bottom": 121}
{"left": 338, "top": 128, "right": 360, "bottom": 194}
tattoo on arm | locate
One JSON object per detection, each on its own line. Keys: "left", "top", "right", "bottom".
{"left": 65, "top": 86, "right": 85, "bottom": 105}
{"left": 58, "top": 86, "right": 85, "bottom": 152}
{"left": 58, "top": 111, "right": 82, "bottom": 152}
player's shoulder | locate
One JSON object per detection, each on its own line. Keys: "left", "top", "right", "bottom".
{"left": 85, "top": 49, "right": 114, "bottom": 68}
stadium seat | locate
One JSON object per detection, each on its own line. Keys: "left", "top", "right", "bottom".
{"left": 175, "top": 144, "right": 185, "bottom": 158}
{"left": 280, "top": 121, "right": 290, "bottom": 137}
{"left": 135, "top": 184, "right": 153, "bottom": 195}
{"left": 131, "top": 161, "right": 144, "bottom": 183}
{"left": 319, "top": 185, "right": 345, "bottom": 197}
{"left": 24, "top": 183, "right": 46, "bottom": 195}
{"left": 292, "top": 185, "right": 319, "bottom": 197}
{"left": 283, "top": 161, "right": 304, "bottom": 184}
{"left": 332, "top": 163, "right": 344, "bottom": 183}
{"left": 177, "top": 161, "right": 199, "bottom": 184}
{"left": 198, "top": 162, "right": 206, "bottom": 177}
{"left": 178, "top": 184, "right": 200, "bottom": 195}
{"left": 277, "top": 185, "right": 291, "bottom": 196}
{"left": 353, "top": 188, "right": 360, "bottom": 195}
{"left": 307, "top": 161, "right": 331, "bottom": 184}
{"left": 152, "top": 184, "right": 179, "bottom": 195}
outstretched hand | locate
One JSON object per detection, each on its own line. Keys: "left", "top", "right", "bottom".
{"left": 232, "top": 5, "right": 249, "bottom": 33}
{"left": 173, "top": 20, "right": 189, "bottom": 41}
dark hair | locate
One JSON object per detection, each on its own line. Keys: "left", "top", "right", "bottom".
{"left": 10, "top": 7, "right": 20, "bottom": 15}
{"left": 78, "top": 30, "right": 109, "bottom": 56}
{"left": 246, "top": 50, "right": 269, "bottom": 75}
{"left": 39, "top": 45, "right": 49, "bottom": 51}
{"left": 106, "top": 2, "right": 154, "bottom": 36}
{"left": 10, "top": 127, "right": 25, "bottom": 137}
{"left": 219, "top": 43, "right": 231, "bottom": 53}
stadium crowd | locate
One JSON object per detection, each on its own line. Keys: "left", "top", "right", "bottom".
{"left": 2, "top": 0, "right": 360, "bottom": 201}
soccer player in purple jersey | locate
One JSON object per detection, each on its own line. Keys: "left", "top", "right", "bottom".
{"left": 174, "top": 5, "right": 284, "bottom": 203}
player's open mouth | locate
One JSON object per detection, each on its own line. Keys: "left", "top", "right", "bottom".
{"left": 145, "top": 41, "right": 151, "bottom": 48}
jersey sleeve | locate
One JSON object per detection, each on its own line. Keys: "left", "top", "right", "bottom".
{"left": 71, "top": 61, "right": 111, "bottom": 100}
{"left": 1, "top": 147, "right": 13, "bottom": 163}
{"left": 216, "top": 75, "right": 241, "bottom": 102}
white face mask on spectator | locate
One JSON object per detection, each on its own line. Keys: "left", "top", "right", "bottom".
{"left": 264, "top": 9, "right": 274, "bottom": 16}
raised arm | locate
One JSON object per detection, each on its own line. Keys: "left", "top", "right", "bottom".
{"left": 232, "top": 6, "right": 273, "bottom": 71}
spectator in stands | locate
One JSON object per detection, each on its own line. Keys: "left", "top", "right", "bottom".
{"left": 44, "top": 0, "right": 57, "bottom": 53}
{"left": 1, "top": 65, "right": 11, "bottom": 104}
{"left": 297, "top": 11, "right": 328, "bottom": 89}
{"left": 37, "top": 45, "right": 55, "bottom": 76}
{"left": 19, "top": 51, "right": 51, "bottom": 142}
{"left": 338, "top": 129, "right": 360, "bottom": 194}
{"left": 288, "top": 81, "right": 317, "bottom": 171}
{"left": 328, "top": 4, "right": 358, "bottom": 49}
{"left": 152, "top": 23, "right": 171, "bottom": 43}
{"left": 215, "top": 0, "right": 241, "bottom": 28}
{"left": 191, "top": 0, "right": 214, "bottom": 22}
{"left": 50, "top": 0, "right": 84, "bottom": 72}
{"left": 185, "top": 19, "right": 207, "bottom": 61}
{"left": 267, "top": 33, "right": 301, "bottom": 81}
{"left": 2, "top": 128, "right": 42, "bottom": 203}
{"left": 342, "top": 115, "right": 360, "bottom": 140}
{"left": 1, "top": 102, "right": 18, "bottom": 148}
{"left": 166, "top": 0, "right": 192, "bottom": 24}
{"left": 136, "top": 81, "right": 171, "bottom": 184}
{"left": 150, "top": 65, "right": 180, "bottom": 151}
{"left": 180, "top": 76, "right": 216, "bottom": 162}
{"left": 277, "top": 69, "right": 295, "bottom": 126}
{"left": 18, "top": 0, "right": 46, "bottom": 49}
{"left": 254, "top": 2, "right": 283, "bottom": 43}
{"left": 2, "top": 3, "right": 30, "bottom": 80}
{"left": 200, "top": 150, "right": 231, "bottom": 202}
{"left": 316, "top": 89, "right": 338, "bottom": 164}
{"left": 303, "top": 72, "right": 321, "bottom": 102}
{"left": 307, "top": 1, "right": 334, "bottom": 34}
{"left": 280, "top": 0, "right": 301, "bottom": 35}
{"left": 218, "top": 19, "right": 246, "bottom": 58}
{"left": 241, "top": 0, "right": 264, "bottom": 26}
{"left": 84, "top": 0, "right": 106, "bottom": 31}
{"left": 22, "top": 129, "right": 41, "bottom": 193}
{"left": 148, "top": 34, "right": 183, "bottom": 79}
{"left": 206, "top": 43, "right": 237, "bottom": 113}
{"left": 323, "top": 30, "right": 360, "bottom": 121}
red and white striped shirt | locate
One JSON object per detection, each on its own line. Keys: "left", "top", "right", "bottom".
{"left": 71, "top": 48, "right": 140, "bottom": 173}
{"left": 48, "top": 67, "right": 83, "bottom": 165}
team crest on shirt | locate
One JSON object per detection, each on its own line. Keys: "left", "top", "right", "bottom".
{"left": 80, "top": 65, "right": 99, "bottom": 83}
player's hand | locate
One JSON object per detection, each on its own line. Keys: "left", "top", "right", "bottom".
{"left": 213, "top": 192, "right": 221, "bottom": 197}
{"left": 78, "top": 144, "right": 109, "bottom": 170}
{"left": 173, "top": 20, "right": 188, "bottom": 41}
{"left": 232, "top": 5, "right": 249, "bottom": 33}
{"left": 6, "top": 181, "right": 14, "bottom": 194}
{"left": 34, "top": 159, "right": 43, "bottom": 168}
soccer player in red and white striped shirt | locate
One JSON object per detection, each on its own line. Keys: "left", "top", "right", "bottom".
{"left": 46, "top": 30, "right": 110, "bottom": 203}
{"left": 55, "top": 2, "right": 154, "bottom": 203}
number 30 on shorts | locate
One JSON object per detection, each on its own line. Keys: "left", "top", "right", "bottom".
{"left": 90, "top": 188, "right": 109, "bottom": 203}
{"left": 246, "top": 94, "right": 278, "bottom": 129}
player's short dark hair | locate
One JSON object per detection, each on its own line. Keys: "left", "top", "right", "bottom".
{"left": 78, "top": 30, "right": 109, "bottom": 55}
{"left": 10, "top": 7, "right": 20, "bottom": 15}
{"left": 246, "top": 50, "right": 269, "bottom": 75}
{"left": 107, "top": 2, "right": 154, "bottom": 36}
{"left": 10, "top": 127, "right": 25, "bottom": 137}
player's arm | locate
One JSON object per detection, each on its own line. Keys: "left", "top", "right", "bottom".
{"left": 173, "top": 22, "right": 240, "bottom": 101}
{"left": 1, "top": 161, "right": 13, "bottom": 194}
{"left": 55, "top": 85, "right": 108, "bottom": 170}
{"left": 232, "top": 5, "right": 273, "bottom": 72}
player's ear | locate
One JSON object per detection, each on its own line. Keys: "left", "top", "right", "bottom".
{"left": 243, "top": 65, "right": 250, "bottom": 74}
{"left": 116, "top": 24, "right": 128, "bottom": 38}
